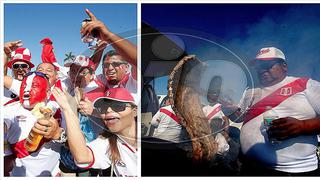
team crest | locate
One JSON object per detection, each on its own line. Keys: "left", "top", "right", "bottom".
{"left": 280, "top": 87, "right": 292, "bottom": 96}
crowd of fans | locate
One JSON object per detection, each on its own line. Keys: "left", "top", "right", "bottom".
{"left": 3, "top": 9, "right": 137, "bottom": 177}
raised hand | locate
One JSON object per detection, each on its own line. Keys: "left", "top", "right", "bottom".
{"left": 78, "top": 97, "right": 94, "bottom": 116}
{"left": 52, "top": 87, "right": 71, "bottom": 111}
{"left": 4, "top": 40, "right": 22, "bottom": 55}
{"left": 80, "top": 9, "right": 111, "bottom": 41}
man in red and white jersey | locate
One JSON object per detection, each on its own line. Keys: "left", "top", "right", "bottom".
{"left": 202, "top": 76, "right": 230, "bottom": 154}
{"left": 239, "top": 47, "right": 320, "bottom": 175}
{"left": 4, "top": 72, "right": 62, "bottom": 176}
{"left": 151, "top": 99, "right": 187, "bottom": 143}
{"left": 96, "top": 50, "right": 137, "bottom": 103}
{"left": 80, "top": 9, "right": 137, "bottom": 104}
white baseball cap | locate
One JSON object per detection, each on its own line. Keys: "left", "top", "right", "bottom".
{"left": 255, "top": 47, "right": 286, "bottom": 61}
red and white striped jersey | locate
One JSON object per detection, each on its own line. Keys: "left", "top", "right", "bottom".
{"left": 202, "top": 103, "right": 225, "bottom": 122}
{"left": 4, "top": 103, "right": 61, "bottom": 176}
{"left": 151, "top": 105, "right": 184, "bottom": 143}
{"left": 240, "top": 76, "right": 320, "bottom": 173}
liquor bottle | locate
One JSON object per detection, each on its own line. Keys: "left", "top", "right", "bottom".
{"left": 25, "top": 102, "right": 57, "bottom": 152}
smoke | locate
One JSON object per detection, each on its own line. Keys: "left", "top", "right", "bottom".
{"left": 228, "top": 5, "right": 320, "bottom": 81}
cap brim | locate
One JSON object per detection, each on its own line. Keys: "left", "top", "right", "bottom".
{"left": 249, "top": 58, "right": 285, "bottom": 67}
{"left": 93, "top": 97, "right": 135, "bottom": 108}
{"left": 7, "top": 59, "right": 35, "bottom": 69}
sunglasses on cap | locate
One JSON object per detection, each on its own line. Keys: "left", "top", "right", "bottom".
{"left": 95, "top": 101, "right": 132, "bottom": 114}
{"left": 12, "top": 63, "right": 29, "bottom": 69}
{"left": 103, "top": 62, "right": 126, "bottom": 68}
{"left": 25, "top": 71, "right": 49, "bottom": 80}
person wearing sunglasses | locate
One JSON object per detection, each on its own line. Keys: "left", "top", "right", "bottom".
{"left": 80, "top": 9, "right": 137, "bottom": 102}
{"left": 52, "top": 87, "right": 137, "bottom": 177}
{"left": 4, "top": 72, "right": 64, "bottom": 176}
{"left": 3, "top": 43, "right": 34, "bottom": 105}
{"left": 96, "top": 50, "right": 137, "bottom": 103}
{"left": 232, "top": 47, "right": 320, "bottom": 176}
{"left": 5, "top": 46, "right": 34, "bottom": 81}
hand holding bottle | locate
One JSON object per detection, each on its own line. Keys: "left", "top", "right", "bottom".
{"left": 25, "top": 102, "right": 58, "bottom": 152}
{"left": 268, "top": 117, "right": 305, "bottom": 141}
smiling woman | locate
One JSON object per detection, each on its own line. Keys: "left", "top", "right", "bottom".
{"left": 52, "top": 87, "right": 138, "bottom": 177}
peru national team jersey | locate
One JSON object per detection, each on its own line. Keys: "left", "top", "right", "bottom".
{"left": 240, "top": 76, "right": 320, "bottom": 173}
{"left": 151, "top": 105, "right": 184, "bottom": 143}
{"left": 76, "top": 136, "right": 137, "bottom": 177}
{"left": 96, "top": 73, "right": 138, "bottom": 104}
{"left": 4, "top": 103, "right": 61, "bottom": 176}
{"left": 202, "top": 103, "right": 225, "bottom": 122}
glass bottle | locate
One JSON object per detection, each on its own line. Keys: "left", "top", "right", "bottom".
{"left": 263, "top": 106, "right": 280, "bottom": 144}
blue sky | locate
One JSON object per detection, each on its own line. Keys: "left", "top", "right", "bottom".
{"left": 5, "top": 3, "right": 137, "bottom": 75}
{"left": 142, "top": 4, "right": 320, "bottom": 103}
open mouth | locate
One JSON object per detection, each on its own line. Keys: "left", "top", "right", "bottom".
{"left": 23, "top": 94, "right": 30, "bottom": 100}
{"left": 104, "top": 116, "right": 120, "bottom": 125}
{"left": 106, "top": 71, "right": 116, "bottom": 76}
{"left": 106, "top": 117, "right": 120, "bottom": 121}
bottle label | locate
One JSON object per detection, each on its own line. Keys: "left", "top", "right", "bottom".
{"left": 264, "top": 117, "right": 275, "bottom": 125}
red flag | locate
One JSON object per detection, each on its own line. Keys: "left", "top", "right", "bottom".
{"left": 40, "top": 38, "right": 59, "bottom": 70}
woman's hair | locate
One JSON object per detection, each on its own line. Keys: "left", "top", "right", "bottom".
{"left": 100, "top": 103, "right": 137, "bottom": 164}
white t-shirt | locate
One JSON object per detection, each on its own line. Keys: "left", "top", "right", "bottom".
{"left": 3, "top": 79, "right": 21, "bottom": 105}
{"left": 4, "top": 102, "right": 61, "bottom": 177}
{"left": 240, "top": 76, "right": 320, "bottom": 173}
{"left": 4, "top": 80, "right": 21, "bottom": 157}
{"left": 76, "top": 136, "right": 137, "bottom": 177}
{"left": 151, "top": 105, "right": 185, "bottom": 143}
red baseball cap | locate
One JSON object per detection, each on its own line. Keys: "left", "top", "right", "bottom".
{"left": 93, "top": 88, "right": 135, "bottom": 108}
{"left": 7, "top": 48, "right": 34, "bottom": 69}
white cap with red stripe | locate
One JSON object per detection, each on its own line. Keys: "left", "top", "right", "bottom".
{"left": 255, "top": 47, "right": 286, "bottom": 61}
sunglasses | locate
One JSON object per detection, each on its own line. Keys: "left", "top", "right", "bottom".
{"left": 25, "top": 71, "right": 49, "bottom": 80}
{"left": 12, "top": 63, "right": 29, "bottom": 69}
{"left": 103, "top": 62, "right": 126, "bottom": 68}
{"left": 96, "top": 101, "right": 131, "bottom": 114}
{"left": 255, "top": 61, "right": 281, "bottom": 71}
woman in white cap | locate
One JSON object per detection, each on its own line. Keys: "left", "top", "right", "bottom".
{"left": 52, "top": 87, "right": 137, "bottom": 177}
